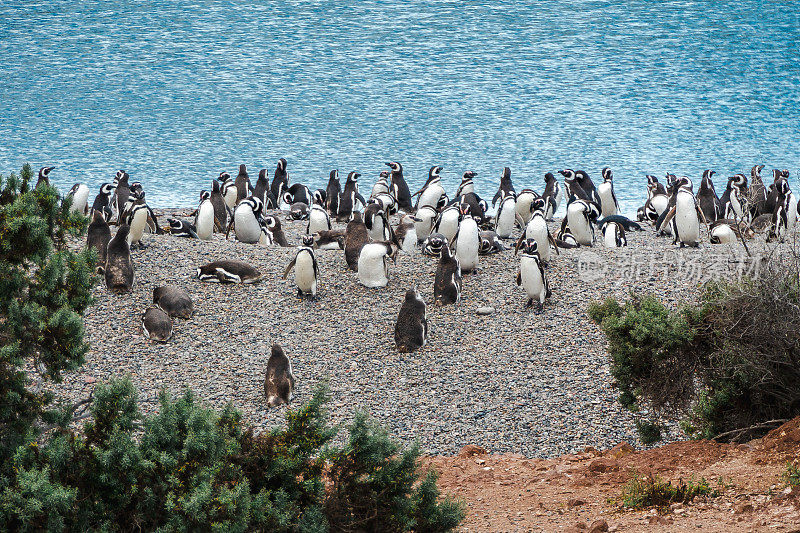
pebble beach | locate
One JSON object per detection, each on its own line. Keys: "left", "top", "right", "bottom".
{"left": 50, "top": 208, "right": 774, "bottom": 457}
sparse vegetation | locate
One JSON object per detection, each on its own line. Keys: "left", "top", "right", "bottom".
{"left": 621, "top": 473, "right": 713, "bottom": 510}
{"left": 783, "top": 462, "right": 800, "bottom": 488}
{"left": 635, "top": 420, "right": 663, "bottom": 445}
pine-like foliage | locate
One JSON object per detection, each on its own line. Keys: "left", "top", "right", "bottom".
{"left": 0, "top": 164, "right": 94, "bottom": 468}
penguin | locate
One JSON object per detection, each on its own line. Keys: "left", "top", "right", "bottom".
{"left": 124, "top": 195, "right": 150, "bottom": 249}
{"left": 413, "top": 205, "right": 438, "bottom": 242}
{"left": 260, "top": 215, "right": 289, "bottom": 247}
{"left": 455, "top": 170, "right": 476, "bottom": 198}
{"left": 386, "top": 161, "right": 413, "bottom": 212}
{"left": 153, "top": 285, "right": 194, "bottom": 319}
{"left": 66, "top": 183, "right": 90, "bottom": 215}
{"left": 432, "top": 204, "right": 461, "bottom": 244}
{"left": 357, "top": 242, "right": 396, "bottom": 288}
{"left": 661, "top": 178, "right": 705, "bottom": 247}
{"left": 749, "top": 164, "right": 767, "bottom": 217}
{"left": 141, "top": 306, "right": 173, "bottom": 343}
{"left": 283, "top": 235, "right": 319, "bottom": 298}
{"left": 575, "top": 170, "right": 601, "bottom": 209}
{"left": 517, "top": 197, "right": 555, "bottom": 264}
{"left": 113, "top": 171, "right": 131, "bottom": 224}
{"left": 709, "top": 219, "right": 745, "bottom": 244}
{"left": 457, "top": 192, "right": 489, "bottom": 224}
{"left": 764, "top": 170, "right": 787, "bottom": 216}
{"left": 371, "top": 170, "right": 390, "bottom": 198}
{"left": 394, "top": 214, "right": 420, "bottom": 253}
{"left": 105, "top": 224, "right": 134, "bottom": 293}
{"left": 307, "top": 201, "right": 332, "bottom": 234}
{"left": 696, "top": 169, "right": 721, "bottom": 223}
{"left": 265, "top": 344, "right": 295, "bottom": 408}
{"left": 720, "top": 174, "right": 748, "bottom": 220}
{"left": 210, "top": 179, "right": 228, "bottom": 232}
{"left": 422, "top": 233, "right": 447, "bottom": 256}
{"left": 233, "top": 164, "right": 251, "bottom": 205}
{"left": 515, "top": 189, "right": 538, "bottom": 226}
{"left": 253, "top": 168, "right": 270, "bottom": 209}
{"left": 597, "top": 167, "right": 620, "bottom": 217}
{"left": 344, "top": 211, "right": 369, "bottom": 271}
{"left": 35, "top": 166, "right": 55, "bottom": 189}
{"left": 516, "top": 239, "right": 550, "bottom": 314}
{"left": 594, "top": 215, "right": 643, "bottom": 232}
{"left": 325, "top": 169, "right": 342, "bottom": 216}
{"left": 285, "top": 183, "right": 312, "bottom": 206}
{"left": 195, "top": 190, "right": 215, "bottom": 241}
{"left": 313, "top": 229, "right": 346, "bottom": 250}
{"left": 230, "top": 197, "right": 264, "bottom": 244}
{"left": 371, "top": 192, "right": 398, "bottom": 215}
{"left": 289, "top": 202, "right": 309, "bottom": 220}
{"left": 434, "top": 245, "right": 461, "bottom": 306}
{"left": 86, "top": 209, "right": 111, "bottom": 269}
{"left": 559, "top": 169, "right": 590, "bottom": 204}
{"left": 394, "top": 288, "right": 428, "bottom": 353}
{"left": 196, "top": 259, "right": 263, "bottom": 284}
{"left": 91, "top": 182, "right": 115, "bottom": 221}
{"left": 491, "top": 167, "right": 515, "bottom": 208}
{"left": 270, "top": 158, "right": 289, "bottom": 208}
{"left": 555, "top": 221, "right": 580, "bottom": 249}
{"left": 646, "top": 174, "right": 668, "bottom": 197}
{"left": 414, "top": 166, "right": 446, "bottom": 210}
{"left": 785, "top": 188, "right": 798, "bottom": 236}
{"left": 479, "top": 230, "right": 506, "bottom": 255}
{"left": 494, "top": 192, "right": 517, "bottom": 239}
{"left": 601, "top": 220, "right": 627, "bottom": 248}
{"left": 644, "top": 193, "right": 670, "bottom": 224}
{"left": 338, "top": 172, "right": 366, "bottom": 222}
{"left": 168, "top": 218, "right": 198, "bottom": 238}
{"left": 218, "top": 172, "right": 238, "bottom": 209}
{"left": 364, "top": 202, "right": 392, "bottom": 242}
{"left": 566, "top": 198, "right": 599, "bottom": 246}
{"left": 313, "top": 189, "right": 326, "bottom": 208}
{"left": 453, "top": 207, "right": 480, "bottom": 274}
{"left": 541, "top": 172, "right": 562, "bottom": 220}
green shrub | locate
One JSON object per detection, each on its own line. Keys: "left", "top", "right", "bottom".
{"left": 621, "top": 473, "right": 712, "bottom": 510}
{"left": 783, "top": 462, "right": 800, "bottom": 488}
{"left": 635, "top": 420, "right": 663, "bottom": 445}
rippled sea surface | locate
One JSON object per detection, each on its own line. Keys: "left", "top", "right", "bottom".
{"left": 1, "top": 1, "right": 798, "bottom": 214}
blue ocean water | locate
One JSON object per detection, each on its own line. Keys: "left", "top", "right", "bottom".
{"left": 1, "top": 1, "right": 798, "bottom": 216}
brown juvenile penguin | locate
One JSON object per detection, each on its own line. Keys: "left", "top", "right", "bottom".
{"left": 104, "top": 224, "right": 134, "bottom": 293}
{"left": 141, "top": 306, "right": 173, "bottom": 342}
{"left": 264, "top": 344, "right": 295, "bottom": 408}
{"left": 87, "top": 209, "right": 111, "bottom": 270}
{"left": 344, "top": 211, "right": 369, "bottom": 271}
{"left": 394, "top": 288, "right": 428, "bottom": 353}
{"left": 153, "top": 285, "right": 194, "bottom": 319}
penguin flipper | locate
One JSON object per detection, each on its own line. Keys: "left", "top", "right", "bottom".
{"left": 515, "top": 271, "right": 521, "bottom": 286}
{"left": 282, "top": 257, "right": 297, "bottom": 279}
{"left": 513, "top": 233, "right": 525, "bottom": 255}
{"left": 355, "top": 192, "right": 366, "bottom": 209}
{"left": 225, "top": 218, "right": 235, "bottom": 240}
{"left": 548, "top": 231, "right": 560, "bottom": 255}
{"left": 659, "top": 206, "right": 677, "bottom": 231}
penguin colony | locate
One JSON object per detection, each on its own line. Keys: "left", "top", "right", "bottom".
{"left": 41, "top": 161, "right": 799, "bottom": 408}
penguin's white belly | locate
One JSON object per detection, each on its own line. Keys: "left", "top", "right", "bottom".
{"left": 70, "top": 185, "right": 90, "bottom": 214}
{"left": 308, "top": 211, "right": 329, "bottom": 234}
{"left": 128, "top": 210, "right": 147, "bottom": 244}
{"left": 418, "top": 185, "right": 444, "bottom": 209}
{"left": 525, "top": 217, "right": 550, "bottom": 263}
{"left": 295, "top": 253, "right": 317, "bottom": 295}
{"left": 516, "top": 195, "right": 534, "bottom": 225}
{"left": 371, "top": 183, "right": 388, "bottom": 197}
{"left": 520, "top": 257, "right": 546, "bottom": 303}
{"left": 401, "top": 228, "right": 417, "bottom": 253}
{"left": 368, "top": 219, "right": 387, "bottom": 242}
{"left": 729, "top": 193, "right": 743, "bottom": 219}
{"left": 495, "top": 198, "right": 517, "bottom": 238}
{"left": 235, "top": 209, "right": 261, "bottom": 244}
{"left": 196, "top": 203, "right": 214, "bottom": 240}
{"left": 456, "top": 221, "right": 479, "bottom": 272}
{"left": 652, "top": 195, "right": 669, "bottom": 215}
{"left": 787, "top": 194, "right": 798, "bottom": 234}
{"left": 223, "top": 189, "right": 237, "bottom": 209}
{"left": 711, "top": 224, "right": 735, "bottom": 244}
{"left": 414, "top": 214, "right": 435, "bottom": 241}
{"left": 676, "top": 193, "right": 700, "bottom": 243}
{"left": 358, "top": 244, "right": 389, "bottom": 288}
{"left": 598, "top": 184, "right": 617, "bottom": 217}
{"left": 603, "top": 226, "right": 619, "bottom": 247}
{"left": 438, "top": 212, "right": 460, "bottom": 243}
{"left": 567, "top": 205, "right": 593, "bottom": 245}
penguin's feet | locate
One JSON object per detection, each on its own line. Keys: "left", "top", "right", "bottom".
{"left": 535, "top": 302, "right": 544, "bottom": 315}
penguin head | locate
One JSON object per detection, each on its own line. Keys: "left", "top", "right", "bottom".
{"left": 602, "top": 167, "right": 613, "bottom": 182}
{"left": 702, "top": 169, "right": 715, "bottom": 180}
{"left": 212, "top": 180, "right": 221, "bottom": 193}
{"left": 259, "top": 168, "right": 268, "bottom": 180}
{"left": 544, "top": 171, "right": 555, "bottom": 183}
{"left": 277, "top": 158, "right": 287, "bottom": 172}
{"left": 39, "top": 166, "right": 55, "bottom": 178}
{"left": 238, "top": 164, "right": 248, "bottom": 175}
{"left": 264, "top": 215, "right": 280, "bottom": 230}
{"left": 200, "top": 190, "right": 211, "bottom": 202}
{"left": 501, "top": 167, "right": 511, "bottom": 181}
{"left": 130, "top": 181, "right": 144, "bottom": 195}
{"left": 462, "top": 170, "right": 477, "bottom": 181}
{"left": 100, "top": 182, "right": 115, "bottom": 195}
{"left": 282, "top": 191, "right": 294, "bottom": 206}
{"left": 385, "top": 161, "right": 402, "bottom": 173}
{"left": 301, "top": 234, "right": 315, "bottom": 247}
{"left": 636, "top": 206, "right": 647, "bottom": 222}
{"left": 559, "top": 169, "right": 575, "bottom": 180}
{"left": 167, "top": 218, "right": 183, "bottom": 231}
{"left": 522, "top": 238, "right": 539, "bottom": 256}
{"left": 530, "top": 197, "right": 546, "bottom": 214}
{"left": 313, "top": 189, "right": 326, "bottom": 205}
{"left": 646, "top": 174, "right": 658, "bottom": 186}
{"left": 347, "top": 171, "right": 360, "bottom": 182}
{"left": 430, "top": 166, "right": 443, "bottom": 179}
{"left": 679, "top": 177, "right": 694, "bottom": 192}
{"left": 329, "top": 169, "right": 339, "bottom": 182}
{"left": 115, "top": 169, "right": 125, "bottom": 181}
{"left": 379, "top": 170, "right": 390, "bottom": 179}
{"left": 436, "top": 193, "right": 449, "bottom": 211}
{"left": 250, "top": 197, "right": 264, "bottom": 216}
{"left": 218, "top": 171, "right": 231, "bottom": 183}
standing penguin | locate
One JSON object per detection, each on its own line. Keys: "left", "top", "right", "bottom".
{"left": 364, "top": 202, "right": 392, "bottom": 242}
{"left": 566, "top": 199, "right": 598, "bottom": 246}
{"left": 283, "top": 235, "right": 320, "bottom": 298}
{"left": 307, "top": 201, "right": 332, "bottom": 234}
{"left": 393, "top": 214, "right": 419, "bottom": 253}
{"left": 358, "top": 242, "right": 396, "bottom": 288}
{"left": 105, "top": 224, "right": 134, "bottom": 293}
{"left": 601, "top": 220, "right": 627, "bottom": 248}
{"left": 234, "top": 164, "right": 251, "bottom": 205}
{"left": 371, "top": 170, "right": 390, "bottom": 198}
{"left": 575, "top": 170, "right": 601, "bottom": 209}
{"left": 337, "top": 171, "right": 366, "bottom": 222}
{"left": 414, "top": 165, "right": 446, "bottom": 210}
{"left": 141, "top": 307, "right": 173, "bottom": 343}
{"left": 394, "top": 288, "right": 428, "bottom": 353}
{"left": 210, "top": 179, "right": 228, "bottom": 232}
{"left": 413, "top": 206, "right": 438, "bottom": 243}
{"left": 264, "top": 344, "right": 295, "bottom": 408}
{"left": 91, "top": 182, "right": 115, "bottom": 221}
{"left": 721, "top": 174, "right": 748, "bottom": 220}
{"left": 230, "top": 197, "right": 264, "bottom": 244}
{"left": 696, "top": 169, "right": 721, "bottom": 223}
{"left": 516, "top": 239, "right": 550, "bottom": 313}
{"left": 518, "top": 197, "right": 555, "bottom": 264}
{"left": 434, "top": 245, "right": 461, "bottom": 306}
{"left": 253, "top": 168, "right": 270, "bottom": 209}
{"left": 494, "top": 192, "right": 517, "bottom": 239}
{"left": 541, "top": 172, "right": 561, "bottom": 220}
{"left": 195, "top": 190, "right": 215, "bottom": 241}
{"left": 325, "top": 169, "right": 341, "bottom": 216}
{"left": 597, "top": 167, "right": 620, "bottom": 217}
{"left": 515, "top": 189, "right": 539, "bottom": 226}
{"left": 124, "top": 194, "right": 150, "bottom": 249}
{"left": 749, "top": 164, "right": 767, "bottom": 217}
{"left": 453, "top": 207, "right": 480, "bottom": 274}
{"left": 432, "top": 204, "right": 461, "bottom": 244}
{"left": 270, "top": 158, "right": 289, "bottom": 207}
{"left": 35, "top": 166, "right": 55, "bottom": 189}
{"left": 66, "top": 183, "right": 90, "bottom": 215}
{"left": 153, "top": 285, "right": 194, "bottom": 319}
{"left": 87, "top": 209, "right": 111, "bottom": 269}
{"left": 662, "top": 178, "right": 705, "bottom": 247}
{"left": 114, "top": 171, "right": 131, "bottom": 224}
{"left": 218, "top": 172, "right": 238, "bottom": 209}
{"left": 386, "top": 161, "right": 413, "bottom": 212}
{"left": 344, "top": 211, "right": 369, "bottom": 271}
{"left": 455, "top": 170, "right": 476, "bottom": 198}
{"left": 492, "top": 167, "right": 515, "bottom": 208}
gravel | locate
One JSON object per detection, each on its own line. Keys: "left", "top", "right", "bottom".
{"left": 45, "top": 208, "right": 781, "bottom": 458}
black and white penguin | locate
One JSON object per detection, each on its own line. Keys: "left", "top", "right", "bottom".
{"left": 646, "top": 174, "right": 667, "bottom": 197}
{"left": 457, "top": 192, "right": 489, "bottom": 224}
{"left": 434, "top": 245, "right": 461, "bottom": 306}
{"left": 559, "top": 169, "right": 591, "bottom": 204}
{"left": 492, "top": 167, "right": 515, "bottom": 208}
{"left": 594, "top": 215, "right": 643, "bottom": 232}
{"left": 696, "top": 169, "right": 721, "bottom": 223}
{"left": 455, "top": 170, "right": 476, "bottom": 198}
{"left": 344, "top": 211, "right": 369, "bottom": 271}
{"left": 661, "top": 177, "right": 704, "bottom": 247}
{"left": 371, "top": 192, "right": 398, "bottom": 215}
{"left": 386, "top": 161, "right": 413, "bottom": 212}
{"left": 541, "top": 172, "right": 562, "bottom": 220}
{"left": 284, "top": 183, "right": 312, "bottom": 206}
{"left": 210, "top": 179, "right": 228, "bottom": 232}
{"left": 394, "top": 288, "right": 428, "bottom": 353}
{"left": 494, "top": 191, "right": 517, "bottom": 239}
{"left": 217, "top": 172, "right": 238, "bottom": 209}
{"left": 516, "top": 239, "right": 550, "bottom": 313}
{"left": 575, "top": 170, "right": 601, "bottom": 208}
{"left": 153, "top": 285, "right": 194, "bottom": 319}
{"left": 566, "top": 198, "right": 599, "bottom": 246}
{"left": 763, "top": 170, "right": 786, "bottom": 216}
{"left": 325, "top": 169, "right": 341, "bottom": 216}
{"left": 307, "top": 200, "right": 332, "bottom": 234}
{"left": 555, "top": 220, "right": 580, "bottom": 249}
{"left": 168, "top": 218, "right": 198, "bottom": 238}
{"left": 283, "top": 235, "right": 319, "bottom": 298}
{"left": 453, "top": 207, "right": 480, "bottom": 274}
{"left": 422, "top": 233, "right": 448, "bottom": 256}
{"left": 265, "top": 344, "right": 295, "bottom": 408}
{"left": 749, "top": 164, "right": 767, "bottom": 217}
{"left": 414, "top": 166, "right": 446, "bottom": 210}
{"left": 270, "top": 158, "right": 289, "bottom": 208}
{"left": 260, "top": 215, "right": 289, "bottom": 247}
{"left": 141, "top": 307, "right": 173, "bottom": 343}
{"left": 709, "top": 219, "right": 754, "bottom": 244}
{"left": 413, "top": 205, "right": 438, "bottom": 243}
{"left": 515, "top": 188, "right": 539, "bottom": 226}
{"left": 364, "top": 202, "right": 392, "bottom": 242}
{"left": 253, "top": 168, "right": 271, "bottom": 209}
{"left": 479, "top": 230, "right": 506, "bottom": 255}
{"left": 91, "top": 182, "right": 115, "bottom": 221}
{"left": 720, "top": 174, "right": 748, "bottom": 220}
{"left": 230, "top": 197, "right": 264, "bottom": 244}
{"left": 597, "top": 167, "right": 620, "bottom": 218}
{"left": 519, "top": 197, "right": 554, "bottom": 263}
{"left": 196, "top": 259, "right": 263, "bottom": 284}
{"left": 432, "top": 204, "right": 461, "bottom": 244}
{"left": 113, "top": 171, "right": 131, "bottom": 224}
{"left": 313, "top": 229, "right": 346, "bottom": 250}
{"left": 394, "top": 214, "right": 420, "bottom": 253}
{"left": 234, "top": 164, "right": 251, "bottom": 205}
{"left": 601, "top": 220, "right": 627, "bottom": 248}
{"left": 371, "top": 170, "right": 390, "bottom": 198}
{"left": 195, "top": 190, "right": 215, "bottom": 241}
{"left": 87, "top": 209, "right": 111, "bottom": 270}
{"left": 105, "top": 224, "right": 134, "bottom": 293}
{"left": 313, "top": 188, "right": 326, "bottom": 207}
{"left": 35, "top": 166, "right": 55, "bottom": 189}
{"left": 338, "top": 172, "right": 366, "bottom": 222}
{"left": 66, "top": 183, "right": 90, "bottom": 215}
{"left": 358, "top": 242, "right": 396, "bottom": 288}
{"left": 124, "top": 194, "right": 150, "bottom": 249}
{"left": 289, "top": 202, "right": 309, "bottom": 221}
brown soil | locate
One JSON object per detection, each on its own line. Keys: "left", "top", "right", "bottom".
{"left": 427, "top": 418, "right": 800, "bottom": 532}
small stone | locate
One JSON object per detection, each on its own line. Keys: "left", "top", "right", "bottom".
{"left": 588, "top": 458, "right": 619, "bottom": 473}
{"left": 567, "top": 498, "right": 585, "bottom": 508}
{"left": 734, "top": 502, "right": 754, "bottom": 514}
{"left": 589, "top": 520, "right": 609, "bottom": 533}
{"left": 475, "top": 306, "right": 495, "bottom": 315}
{"left": 458, "top": 444, "right": 487, "bottom": 458}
